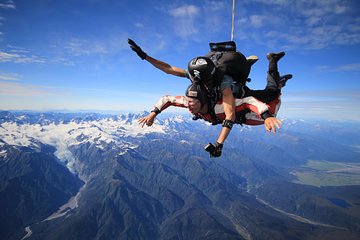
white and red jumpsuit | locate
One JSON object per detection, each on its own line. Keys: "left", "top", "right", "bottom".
{"left": 152, "top": 95, "right": 281, "bottom": 126}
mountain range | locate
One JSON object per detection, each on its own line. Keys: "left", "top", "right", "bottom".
{"left": 0, "top": 110, "right": 359, "bottom": 240}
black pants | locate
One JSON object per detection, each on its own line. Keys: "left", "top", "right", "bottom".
{"left": 242, "top": 59, "right": 281, "bottom": 103}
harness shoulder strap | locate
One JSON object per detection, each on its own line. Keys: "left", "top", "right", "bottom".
{"left": 207, "top": 98, "right": 221, "bottom": 125}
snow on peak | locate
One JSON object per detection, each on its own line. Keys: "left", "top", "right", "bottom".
{"left": 0, "top": 150, "right": 7, "bottom": 158}
{"left": 0, "top": 112, "right": 186, "bottom": 170}
{"left": 169, "top": 115, "right": 186, "bottom": 123}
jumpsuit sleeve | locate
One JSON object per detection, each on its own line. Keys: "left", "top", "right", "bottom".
{"left": 236, "top": 96, "right": 270, "bottom": 116}
{"left": 241, "top": 96, "right": 281, "bottom": 126}
{"left": 152, "top": 96, "right": 188, "bottom": 114}
{"left": 213, "top": 96, "right": 270, "bottom": 117}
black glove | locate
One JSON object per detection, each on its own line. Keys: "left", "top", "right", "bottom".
{"left": 128, "top": 38, "right": 147, "bottom": 60}
{"left": 204, "top": 142, "right": 223, "bottom": 158}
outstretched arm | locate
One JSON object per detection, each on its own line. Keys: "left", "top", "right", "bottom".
{"left": 261, "top": 99, "right": 282, "bottom": 133}
{"left": 138, "top": 95, "right": 188, "bottom": 128}
{"left": 128, "top": 39, "right": 186, "bottom": 78}
{"left": 239, "top": 97, "right": 282, "bottom": 133}
{"left": 215, "top": 96, "right": 283, "bottom": 133}
{"left": 146, "top": 56, "right": 187, "bottom": 77}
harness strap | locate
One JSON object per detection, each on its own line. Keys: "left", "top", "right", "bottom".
{"left": 207, "top": 98, "right": 221, "bottom": 125}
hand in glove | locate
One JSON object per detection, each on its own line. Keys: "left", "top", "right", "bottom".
{"left": 204, "top": 142, "right": 223, "bottom": 158}
{"left": 128, "top": 38, "right": 147, "bottom": 60}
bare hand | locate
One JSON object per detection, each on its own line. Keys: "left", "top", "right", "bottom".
{"left": 138, "top": 112, "right": 156, "bottom": 128}
{"left": 264, "top": 117, "right": 282, "bottom": 134}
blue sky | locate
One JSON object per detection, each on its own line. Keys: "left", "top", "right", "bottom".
{"left": 0, "top": 0, "right": 359, "bottom": 121}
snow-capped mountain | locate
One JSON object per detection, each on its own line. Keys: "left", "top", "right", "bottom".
{"left": 0, "top": 111, "right": 189, "bottom": 172}
{"left": 1, "top": 111, "right": 360, "bottom": 240}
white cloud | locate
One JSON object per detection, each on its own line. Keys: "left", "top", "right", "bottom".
{"left": 305, "top": 16, "right": 321, "bottom": 26}
{"left": 0, "top": 51, "right": 46, "bottom": 63}
{"left": 0, "top": 0, "right": 15, "bottom": 9}
{"left": 0, "top": 82, "right": 54, "bottom": 97}
{"left": 134, "top": 22, "right": 144, "bottom": 28}
{"left": 250, "top": 15, "right": 267, "bottom": 28}
{"left": 334, "top": 4, "right": 349, "bottom": 14}
{"left": 281, "top": 90, "right": 360, "bottom": 121}
{"left": 0, "top": 82, "right": 163, "bottom": 112}
{"left": 63, "top": 35, "right": 129, "bottom": 57}
{"left": 0, "top": 71, "right": 21, "bottom": 81}
{"left": 206, "top": 1, "right": 226, "bottom": 11}
{"left": 64, "top": 39, "right": 108, "bottom": 56}
{"left": 339, "top": 63, "right": 360, "bottom": 71}
{"left": 0, "top": 45, "right": 79, "bottom": 66}
{"left": 317, "top": 63, "right": 360, "bottom": 72}
{"left": 239, "top": 0, "right": 359, "bottom": 50}
{"left": 166, "top": 5, "right": 200, "bottom": 38}
{"left": 168, "top": 5, "right": 199, "bottom": 17}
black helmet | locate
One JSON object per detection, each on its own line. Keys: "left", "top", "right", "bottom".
{"left": 185, "top": 83, "right": 208, "bottom": 106}
{"left": 188, "top": 57, "right": 216, "bottom": 83}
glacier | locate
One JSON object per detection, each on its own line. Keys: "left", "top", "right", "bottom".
{"left": 0, "top": 112, "right": 189, "bottom": 172}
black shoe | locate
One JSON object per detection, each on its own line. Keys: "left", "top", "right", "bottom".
{"left": 267, "top": 51, "right": 285, "bottom": 62}
{"left": 279, "top": 74, "right": 292, "bottom": 88}
{"left": 246, "top": 55, "right": 258, "bottom": 67}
